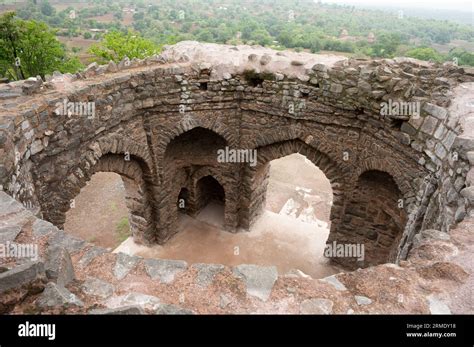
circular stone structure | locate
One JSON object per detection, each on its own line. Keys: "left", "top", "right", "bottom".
{"left": 0, "top": 41, "right": 473, "bottom": 270}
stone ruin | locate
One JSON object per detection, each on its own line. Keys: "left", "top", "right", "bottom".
{"left": 0, "top": 41, "right": 473, "bottom": 314}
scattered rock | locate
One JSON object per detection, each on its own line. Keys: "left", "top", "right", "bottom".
{"left": 107, "top": 292, "right": 161, "bottom": 311}
{"left": 114, "top": 253, "right": 140, "bottom": 280}
{"left": 219, "top": 294, "right": 232, "bottom": 309}
{"left": 193, "top": 263, "right": 225, "bottom": 287}
{"left": 81, "top": 277, "right": 114, "bottom": 299}
{"left": 300, "top": 298, "right": 333, "bottom": 314}
{"left": 320, "top": 275, "right": 347, "bottom": 291}
{"left": 32, "top": 219, "right": 58, "bottom": 237}
{"left": 0, "top": 225, "right": 21, "bottom": 243}
{"left": 355, "top": 295, "right": 372, "bottom": 306}
{"left": 89, "top": 305, "right": 145, "bottom": 315}
{"left": 145, "top": 259, "right": 187, "bottom": 284}
{"left": 460, "top": 187, "right": 474, "bottom": 205}
{"left": 37, "top": 282, "right": 84, "bottom": 308}
{"left": 233, "top": 264, "right": 278, "bottom": 301}
{"left": 155, "top": 304, "right": 194, "bottom": 315}
{"left": 0, "top": 261, "right": 46, "bottom": 293}
{"left": 78, "top": 246, "right": 107, "bottom": 268}
{"left": 44, "top": 246, "right": 75, "bottom": 287}
{"left": 48, "top": 231, "right": 85, "bottom": 255}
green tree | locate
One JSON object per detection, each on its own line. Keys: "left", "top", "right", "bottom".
{"left": 40, "top": 1, "right": 55, "bottom": 17}
{"left": 89, "top": 30, "right": 160, "bottom": 63}
{"left": 405, "top": 47, "right": 444, "bottom": 63}
{"left": 0, "top": 12, "right": 82, "bottom": 80}
{"left": 83, "top": 31, "right": 92, "bottom": 39}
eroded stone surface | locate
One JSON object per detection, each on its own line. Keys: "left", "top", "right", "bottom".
{"left": 37, "top": 282, "right": 84, "bottom": 308}
{"left": 233, "top": 264, "right": 278, "bottom": 301}
{"left": 113, "top": 252, "right": 140, "bottom": 280}
{"left": 145, "top": 259, "right": 188, "bottom": 284}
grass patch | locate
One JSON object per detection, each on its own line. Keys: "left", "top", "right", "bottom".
{"left": 116, "top": 216, "right": 131, "bottom": 243}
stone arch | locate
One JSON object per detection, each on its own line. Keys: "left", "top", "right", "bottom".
{"left": 155, "top": 126, "right": 233, "bottom": 242}
{"left": 195, "top": 175, "right": 226, "bottom": 210}
{"left": 240, "top": 139, "right": 347, "bottom": 230}
{"left": 329, "top": 169, "right": 408, "bottom": 269}
{"left": 156, "top": 121, "right": 235, "bottom": 175}
{"left": 42, "top": 137, "right": 157, "bottom": 245}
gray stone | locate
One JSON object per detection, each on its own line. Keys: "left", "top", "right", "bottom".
{"left": 260, "top": 54, "right": 271, "bottom": 65}
{"left": 48, "top": 231, "right": 85, "bottom": 254}
{"left": 44, "top": 246, "right": 75, "bottom": 286}
{"left": 0, "top": 225, "right": 21, "bottom": 243}
{"left": 89, "top": 305, "right": 145, "bottom": 315}
{"left": 155, "top": 304, "right": 194, "bottom": 315}
{"left": 233, "top": 264, "right": 278, "bottom": 301}
{"left": 400, "top": 122, "right": 417, "bottom": 136}
{"left": 114, "top": 252, "right": 140, "bottom": 280}
{"left": 37, "top": 282, "right": 83, "bottom": 308}
{"left": 106, "top": 61, "right": 118, "bottom": 73}
{"left": 420, "top": 116, "right": 438, "bottom": 135}
{"left": 312, "top": 63, "right": 328, "bottom": 72}
{"left": 460, "top": 187, "right": 474, "bottom": 205}
{"left": 78, "top": 246, "right": 107, "bottom": 268}
{"left": 330, "top": 83, "right": 343, "bottom": 93}
{"left": 32, "top": 219, "right": 57, "bottom": 237}
{"left": 355, "top": 295, "right": 372, "bottom": 305}
{"left": 30, "top": 140, "right": 43, "bottom": 155}
{"left": 300, "top": 298, "right": 333, "bottom": 314}
{"left": 320, "top": 275, "right": 347, "bottom": 291}
{"left": 0, "top": 192, "right": 27, "bottom": 216}
{"left": 219, "top": 294, "right": 232, "bottom": 309}
{"left": 0, "top": 261, "right": 45, "bottom": 293}
{"left": 81, "top": 277, "right": 114, "bottom": 299}
{"left": 434, "top": 143, "right": 447, "bottom": 160}
{"left": 144, "top": 259, "right": 187, "bottom": 284}
{"left": 454, "top": 205, "right": 466, "bottom": 223}
{"left": 467, "top": 152, "right": 474, "bottom": 166}
{"left": 423, "top": 103, "right": 447, "bottom": 120}
{"left": 108, "top": 292, "right": 161, "bottom": 311}
{"left": 193, "top": 263, "right": 225, "bottom": 287}
{"left": 427, "top": 295, "right": 451, "bottom": 314}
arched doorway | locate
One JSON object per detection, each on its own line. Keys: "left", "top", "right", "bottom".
{"left": 64, "top": 172, "right": 131, "bottom": 249}
{"left": 194, "top": 175, "right": 226, "bottom": 227}
{"left": 333, "top": 170, "right": 408, "bottom": 268}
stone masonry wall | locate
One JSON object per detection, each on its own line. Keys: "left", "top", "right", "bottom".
{"left": 0, "top": 42, "right": 473, "bottom": 268}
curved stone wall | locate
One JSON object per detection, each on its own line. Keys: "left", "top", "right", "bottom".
{"left": 0, "top": 41, "right": 473, "bottom": 268}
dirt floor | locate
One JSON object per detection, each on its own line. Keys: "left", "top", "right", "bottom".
{"left": 65, "top": 154, "right": 341, "bottom": 278}
{"left": 64, "top": 172, "right": 130, "bottom": 249}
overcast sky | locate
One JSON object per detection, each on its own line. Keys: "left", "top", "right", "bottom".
{"left": 322, "top": 0, "right": 473, "bottom": 11}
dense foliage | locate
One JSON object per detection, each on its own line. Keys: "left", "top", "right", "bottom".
{"left": 0, "top": 11, "right": 82, "bottom": 80}
{"left": 0, "top": 0, "right": 472, "bottom": 80}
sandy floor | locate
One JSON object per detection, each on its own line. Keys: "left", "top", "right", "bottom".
{"left": 66, "top": 154, "right": 340, "bottom": 278}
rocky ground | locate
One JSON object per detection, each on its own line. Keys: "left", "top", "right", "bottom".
{"left": 0, "top": 189, "right": 472, "bottom": 315}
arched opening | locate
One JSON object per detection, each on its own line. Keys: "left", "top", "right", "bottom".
{"left": 334, "top": 170, "right": 407, "bottom": 268}
{"left": 62, "top": 153, "right": 156, "bottom": 248}
{"left": 194, "top": 175, "right": 226, "bottom": 227}
{"left": 164, "top": 127, "right": 227, "bottom": 168}
{"left": 248, "top": 152, "right": 339, "bottom": 278}
{"left": 64, "top": 172, "right": 131, "bottom": 249}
